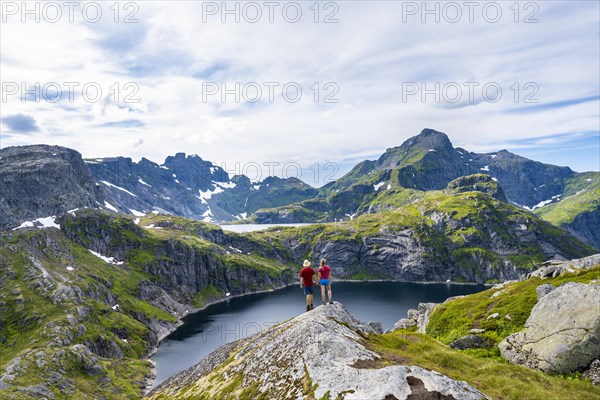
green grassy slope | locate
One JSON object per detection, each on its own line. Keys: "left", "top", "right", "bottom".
{"left": 0, "top": 210, "right": 298, "bottom": 399}
{"left": 0, "top": 228, "right": 173, "bottom": 399}
{"left": 369, "top": 265, "right": 600, "bottom": 400}
{"left": 535, "top": 172, "right": 600, "bottom": 226}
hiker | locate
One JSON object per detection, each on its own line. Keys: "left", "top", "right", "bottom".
{"left": 300, "top": 259, "right": 317, "bottom": 311}
{"left": 318, "top": 258, "right": 333, "bottom": 304}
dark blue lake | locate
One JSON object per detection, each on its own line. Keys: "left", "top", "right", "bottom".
{"left": 151, "top": 281, "right": 487, "bottom": 386}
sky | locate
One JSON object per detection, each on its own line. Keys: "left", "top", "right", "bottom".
{"left": 1, "top": 0, "right": 599, "bottom": 187}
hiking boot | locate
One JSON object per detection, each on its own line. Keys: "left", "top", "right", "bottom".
{"left": 310, "top": 304, "right": 314, "bottom": 310}
{"left": 306, "top": 305, "right": 310, "bottom": 312}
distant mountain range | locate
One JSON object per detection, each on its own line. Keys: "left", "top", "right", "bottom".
{"left": 1, "top": 128, "right": 598, "bottom": 249}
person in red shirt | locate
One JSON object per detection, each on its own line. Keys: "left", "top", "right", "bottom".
{"left": 318, "top": 258, "right": 333, "bottom": 304}
{"left": 299, "top": 259, "right": 316, "bottom": 312}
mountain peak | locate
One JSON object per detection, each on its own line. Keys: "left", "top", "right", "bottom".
{"left": 164, "top": 153, "right": 205, "bottom": 164}
{"left": 402, "top": 128, "right": 454, "bottom": 152}
{"left": 420, "top": 128, "right": 448, "bottom": 137}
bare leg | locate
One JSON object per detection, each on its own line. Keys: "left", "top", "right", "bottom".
{"left": 327, "top": 286, "right": 333, "bottom": 302}
{"left": 321, "top": 285, "right": 326, "bottom": 302}
{"left": 306, "top": 294, "right": 311, "bottom": 306}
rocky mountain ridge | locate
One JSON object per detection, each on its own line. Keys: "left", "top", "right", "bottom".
{"left": 85, "top": 152, "right": 318, "bottom": 223}
{"left": 1, "top": 129, "right": 598, "bottom": 250}
{"left": 247, "top": 129, "right": 600, "bottom": 250}
{"left": 320, "top": 128, "right": 577, "bottom": 208}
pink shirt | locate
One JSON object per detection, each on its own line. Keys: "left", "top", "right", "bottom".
{"left": 318, "top": 265, "right": 331, "bottom": 279}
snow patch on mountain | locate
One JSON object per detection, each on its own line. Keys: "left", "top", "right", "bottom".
{"left": 13, "top": 216, "right": 60, "bottom": 230}
{"left": 523, "top": 199, "right": 554, "bottom": 211}
{"left": 100, "top": 181, "right": 138, "bottom": 197}
{"left": 373, "top": 181, "right": 385, "bottom": 191}
{"left": 228, "top": 246, "right": 243, "bottom": 253}
{"left": 202, "top": 208, "right": 214, "bottom": 222}
{"left": 104, "top": 201, "right": 119, "bottom": 212}
{"left": 138, "top": 178, "right": 151, "bottom": 187}
{"left": 88, "top": 250, "right": 123, "bottom": 265}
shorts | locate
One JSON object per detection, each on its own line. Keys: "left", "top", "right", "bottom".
{"left": 320, "top": 279, "right": 330, "bottom": 286}
{"left": 303, "top": 286, "right": 314, "bottom": 295}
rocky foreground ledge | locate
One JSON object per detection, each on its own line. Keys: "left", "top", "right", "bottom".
{"left": 147, "top": 303, "right": 489, "bottom": 400}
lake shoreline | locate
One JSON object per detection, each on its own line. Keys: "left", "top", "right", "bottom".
{"left": 142, "top": 282, "right": 294, "bottom": 395}
{"left": 143, "top": 278, "right": 494, "bottom": 393}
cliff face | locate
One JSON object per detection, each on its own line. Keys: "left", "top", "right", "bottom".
{"left": 564, "top": 208, "right": 600, "bottom": 250}
{"left": 0, "top": 145, "right": 106, "bottom": 230}
{"left": 58, "top": 210, "right": 294, "bottom": 302}
{"left": 59, "top": 198, "right": 597, "bottom": 287}
{"left": 254, "top": 191, "right": 596, "bottom": 283}
{"left": 147, "top": 302, "right": 491, "bottom": 400}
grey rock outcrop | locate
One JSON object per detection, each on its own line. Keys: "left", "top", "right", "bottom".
{"left": 529, "top": 253, "right": 600, "bottom": 279}
{"left": 536, "top": 284, "right": 555, "bottom": 300}
{"left": 449, "top": 335, "right": 490, "bottom": 350}
{"left": 582, "top": 359, "right": 600, "bottom": 386}
{"left": 446, "top": 174, "right": 508, "bottom": 202}
{"left": 149, "top": 302, "right": 490, "bottom": 400}
{"left": 499, "top": 282, "right": 600, "bottom": 373}
{"left": 0, "top": 145, "right": 105, "bottom": 230}
{"left": 393, "top": 303, "right": 437, "bottom": 334}
{"left": 368, "top": 321, "right": 384, "bottom": 334}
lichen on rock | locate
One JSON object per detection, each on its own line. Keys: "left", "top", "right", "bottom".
{"left": 499, "top": 282, "right": 600, "bottom": 374}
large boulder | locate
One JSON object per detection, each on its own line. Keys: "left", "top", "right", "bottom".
{"left": 149, "top": 302, "right": 490, "bottom": 399}
{"left": 499, "top": 282, "right": 600, "bottom": 373}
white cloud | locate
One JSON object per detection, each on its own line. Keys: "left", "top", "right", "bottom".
{"left": 1, "top": 1, "right": 598, "bottom": 176}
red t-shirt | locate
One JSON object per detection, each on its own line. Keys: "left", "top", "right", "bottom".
{"left": 318, "top": 265, "right": 331, "bottom": 279}
{"left": 300, "top": 267, "right": 315, "bottom": 287}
